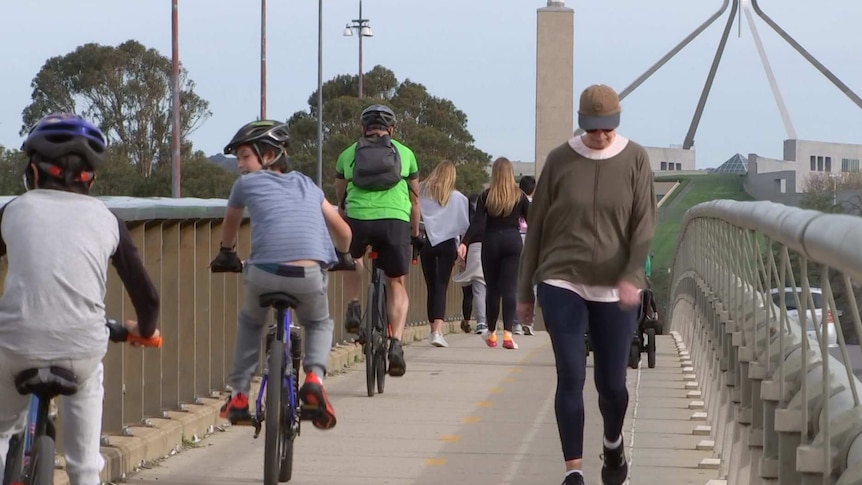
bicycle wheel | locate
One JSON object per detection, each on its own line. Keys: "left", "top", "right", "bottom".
{"left": 646, "top": 328, "right": 657, "bottom": 369}
{"left": 29, "top": 435, "right": 55, "bottom": 485}
{"left": 364, "top": 282, "right": 376, "bottom": 397}
{"left": 264, "top": 338, "right": 285, "bottom": 485}
{"left": 375, "top": 281, "right": 388, "bottom": 394}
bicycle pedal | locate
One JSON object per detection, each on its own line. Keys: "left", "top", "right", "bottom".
{"left": 300, "top": 408, "right": 320, "bottom": 421}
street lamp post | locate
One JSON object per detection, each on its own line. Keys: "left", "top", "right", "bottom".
{"left": 316, "top": 0, "right": 324, "bottom": 186}
{"left": 171, "top": 0, "right": 181, "bottom": 198}
{"left": 261, "top": 0, "right": 267, "bottom": 120}
{"left": 343, "top": 0, "right": 373, "bottom": 98}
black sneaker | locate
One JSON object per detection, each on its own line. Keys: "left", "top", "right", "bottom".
{"left": 601, "top": 438, "right": 628, "bottom": 485}
{"left": 345, "top": 300, "right": 361, "bottom": 333}
{"left": 563, "top": 472, "right": 584, "bottom": 485}
{"left": 387, "top": 339, "right": 406, "bottom": 377}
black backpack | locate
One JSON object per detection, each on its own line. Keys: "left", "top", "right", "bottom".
{"left": 350, "top": 135, "right": 403, "bottom": 191}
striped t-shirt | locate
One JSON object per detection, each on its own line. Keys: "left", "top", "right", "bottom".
{"left": 227, "top": 170, "right": 337, "bottom": 266}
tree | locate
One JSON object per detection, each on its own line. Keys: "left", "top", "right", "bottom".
{"left": 21, "top": 40, "right": 211, "bottom": 178}
{"left": 286, "top": 66, "right": 491, "bottom": 199}
{"left": 800, "top": 172, "right": 862, "bottom": 214}
{"left": 0, "top": 146, "right": 26, "bottom": 196}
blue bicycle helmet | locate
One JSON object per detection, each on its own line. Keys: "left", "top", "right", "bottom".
{"left": 22, "top": 113, "right": 108, "bottom": 172}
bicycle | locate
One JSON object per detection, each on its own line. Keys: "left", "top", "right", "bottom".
{"left": 212, "top": 256, "right": 355, "bottom": 485}
{"left": 2, "top": 320, "right": 162, "bottom": 485}
{"left": 357, "top": 240, "right": 422, "bottom": 397}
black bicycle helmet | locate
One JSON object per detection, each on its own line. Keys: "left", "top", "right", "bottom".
{"left": 360, "top": 104, "right": 396, "bottom": 128}
{"left": 22, "top": 113, "right": 107, "bottom": 172}
{"left": 224, "top": 120, "right": 290, "bottom": 169}
{"left": 224, "top": 120, "right": 290, "bottom": 154}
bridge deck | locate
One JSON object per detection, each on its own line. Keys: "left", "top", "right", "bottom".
{"left": 115, "top": 331, "right": 719, "bottom": 485}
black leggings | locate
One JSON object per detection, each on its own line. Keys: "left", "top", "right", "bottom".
{"left": 462, "top": 286, "right": 473, "bottom": 320}
{"left": 419, "top": 238, "right": 457, "bottom": 321}
{"left": 537, "top": 283, "right": 636, "bottom": 460}
{"left": 481, "top": 229, "right": 522, "bottom": 332}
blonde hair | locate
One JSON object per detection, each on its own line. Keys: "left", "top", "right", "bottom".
{"left": 420, "top": 160, "right": 457, "bottom": 206}
{"left": 485, "top": 157, "right": 520, "bottom": 217}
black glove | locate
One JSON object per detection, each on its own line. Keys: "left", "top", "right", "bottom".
{"left": 210, "top": 247, "right": 243, "bottom": 273}
{"left": 330, "top": 251, "right": 356, "bottom": 272}
{"left": 411, "top": 234, "right": 426, "bottom": 251}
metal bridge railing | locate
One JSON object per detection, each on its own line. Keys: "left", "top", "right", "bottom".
{"left": 670, "top": 199, "right": 862, "bottom": 485}
{"left": 0, "top": 197, "right": 464, "bottom": 451}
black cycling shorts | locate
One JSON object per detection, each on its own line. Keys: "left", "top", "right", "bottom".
{"left": 346, "top": 218, "right": 411, "bottom": 278}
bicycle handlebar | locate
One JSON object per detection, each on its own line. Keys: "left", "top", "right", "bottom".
{"left": 106, "top": 319, "right": 163, "bottom": 348}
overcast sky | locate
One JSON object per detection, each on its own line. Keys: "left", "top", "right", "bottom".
{"left": 1, "top": 0, "right": 859, "bottom": 168}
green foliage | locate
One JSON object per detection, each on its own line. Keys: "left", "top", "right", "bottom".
{"left": 286, "top": 65, "right": 491, "bottom": 199}
{"left": 652, "top": 174, "right": 752, "bottom": 269}
{"left": 21, "top": 40, "right": 211, "bottom": 178}
{"left": 0, "top": 144, "right": 236, "bottom": 198}
{"left": 0, "top": 146, "right": 26, "bottom": 196}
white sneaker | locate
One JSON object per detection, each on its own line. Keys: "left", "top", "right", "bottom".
{"left": 429, "top": 332, "right": 448, "bottom": 347}
{"left": 513, "top": 323, "right": 524, "bottom": 335}
{"left": 523, "top": 325, "right": 535, "bottom": 336}
{"left": 475, "top": 323, "right": 488, "bottom": 335}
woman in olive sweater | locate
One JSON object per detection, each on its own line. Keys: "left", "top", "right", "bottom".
{"left": 517, "top": 85, "right": 656, "bottom": 485}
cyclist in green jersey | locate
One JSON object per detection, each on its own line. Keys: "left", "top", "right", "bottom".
{"left": 334, "top": 105, "right": 422, "bottom": 378}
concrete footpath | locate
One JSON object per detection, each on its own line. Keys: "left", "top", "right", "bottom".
{"left": 88, "top": 326, "right": 724, "bottom": 485}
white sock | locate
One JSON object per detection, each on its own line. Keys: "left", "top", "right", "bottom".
{"left": 565, "top": 469, "right": 583, "bottom": 477}
{"left": 603, "top": 435, "right": 623, "bottom": 449}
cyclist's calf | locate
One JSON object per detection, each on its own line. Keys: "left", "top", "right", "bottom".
{"left": 385, "top": 275, "right": 409, "bottom": 340}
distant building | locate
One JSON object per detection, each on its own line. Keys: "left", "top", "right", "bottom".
{"left": 645, "top": 145, "right": 696, "bottom": 172}
{"left": 745, "top": 139, "right": 862, "bottom": 205}
{"left": 713, "top": 153, "right": 748, "bottom": 174}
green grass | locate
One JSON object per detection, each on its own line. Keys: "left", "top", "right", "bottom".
{"left": 649, "top": 173, "right": 754, "bottom": 319}
{"left": 652, "top": 174, "right": 752, "bottom": 269}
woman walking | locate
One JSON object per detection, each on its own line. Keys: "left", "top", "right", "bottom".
{"left": 418, "top": 160, "right": 470, "bottom": 347}
{"left": 460, "top": 157, "right": 529, "bottom": 350}
{"left": 517, "top": 84, "right": 656, "bottom": 485}
{"left": 453, "top": 192, "right": 487, "bottom": 334}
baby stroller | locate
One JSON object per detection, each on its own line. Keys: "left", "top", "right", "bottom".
{"left": 584, "top": 287, "right": 662, "bottom": 369}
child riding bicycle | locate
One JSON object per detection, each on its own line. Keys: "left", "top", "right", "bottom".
{"left": 210, "top": 120, "right": 354, "bottom": 431}
{"left": 0, "top": 113, "right": 161, "bottom": 485}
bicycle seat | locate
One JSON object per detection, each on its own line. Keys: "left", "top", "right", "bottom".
{"left": 14, "top": 366, "right": 79, "bottom": 399}
{"left": 259, "top": 292, "right": 300, "bottom": 311}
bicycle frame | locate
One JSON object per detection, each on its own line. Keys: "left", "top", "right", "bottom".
{"left": 3, "top": 396, "right": 41, "bottom": 484}
{"left": 254, "top": 306, "right": 299, "bottom": 438}
{"left": 23, "top": 397, "right": 38, "bottom": 456}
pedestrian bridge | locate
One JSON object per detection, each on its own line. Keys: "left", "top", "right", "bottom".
{"left": 3, "top": 196, "right": 862, "bottom": 484}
